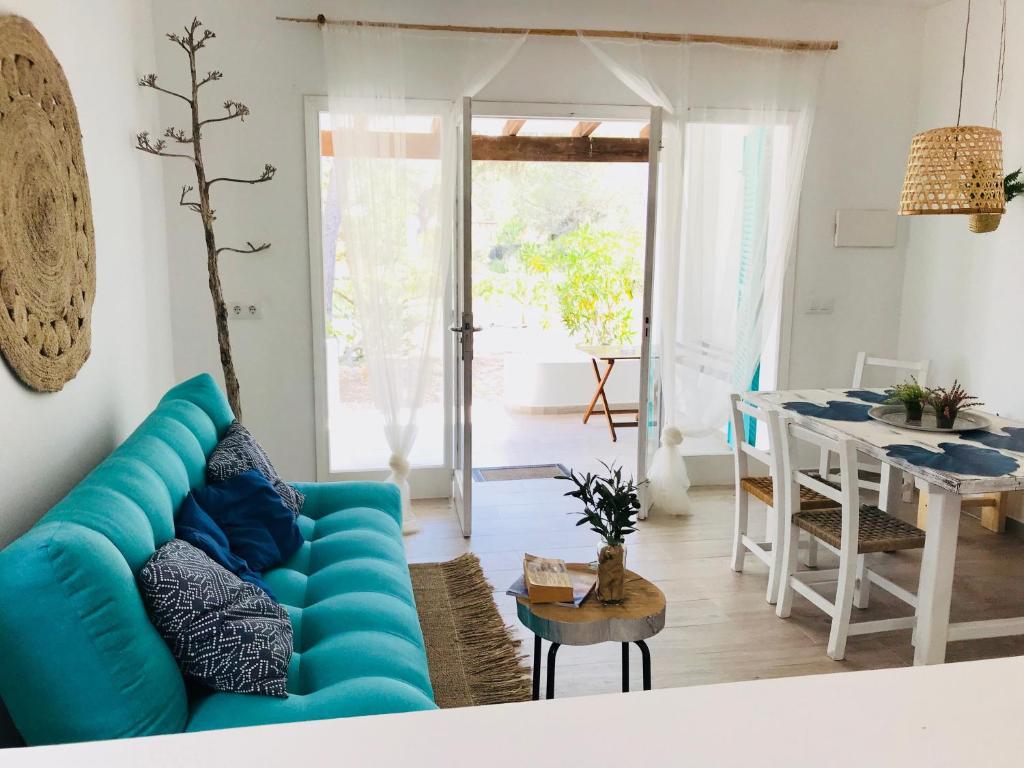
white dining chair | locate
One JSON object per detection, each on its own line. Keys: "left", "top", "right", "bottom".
{"left": 728, "top": 395, "right": 839, "bottom": 604}
{"left": 820, "top": 352, "right": 930, "bottom": 509}
{"left": 851, "top": 352, "right": 929, "bottom": 391}
{"left": 775, "top": 420, "right": 925, "bottom": 660}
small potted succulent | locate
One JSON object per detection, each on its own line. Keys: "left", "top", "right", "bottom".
{"left": 928, "top": 380, "right": 983, "bottom": 429}
{"left": 558, "top": 462, "right": 640, "bottom": 604}
{"left": 884, "top": 377, "right": 929, "bottom": 423}
{"left": 970, "top": 167, "right": 1023, "bottom": 233}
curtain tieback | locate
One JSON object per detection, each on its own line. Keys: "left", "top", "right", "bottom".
{"left": 388, "top": 453, "right": 411, "bottom": 478}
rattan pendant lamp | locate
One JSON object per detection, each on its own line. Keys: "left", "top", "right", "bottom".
{"left": 899, "top": 0, "right": 1006, "bottom": 232}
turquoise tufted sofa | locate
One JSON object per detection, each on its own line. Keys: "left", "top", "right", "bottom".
{"left": 0, "top": 374, "right": 436, "bottom": 746}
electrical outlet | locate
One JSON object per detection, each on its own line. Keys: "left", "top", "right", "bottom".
{"left": 228, "top": 301, "right": 262, "bottom": 320}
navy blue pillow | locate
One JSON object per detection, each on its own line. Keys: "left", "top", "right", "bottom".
{"left": 176, "top": 494, "right": 275, "bottom": 598}
{"left": 139, "top": 540, "right": 292, "bottom": 698}
{"left": 191, "top": 469, "right": 303, "bottom": 573}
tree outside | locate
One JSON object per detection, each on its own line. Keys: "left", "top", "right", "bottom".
{"left": 321, "top": 152, "right": 647, "bottom": 425}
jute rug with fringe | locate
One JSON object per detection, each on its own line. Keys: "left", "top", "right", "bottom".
{"left": 410, "top": 553, "right": 532, "bottom": 708}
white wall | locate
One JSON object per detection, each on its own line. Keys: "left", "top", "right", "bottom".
{"left": 0, "top": 1, "right": 175, "bottom": 546}
{"left": 152, "top": 0, "right": 927, "bottom": 483}
{"left": 899, "top": 0, "right": 1022, "bottom": 415}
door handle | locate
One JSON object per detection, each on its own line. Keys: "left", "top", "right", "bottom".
{"left": 449, "top": 326, "right": 483, "bottom": 334}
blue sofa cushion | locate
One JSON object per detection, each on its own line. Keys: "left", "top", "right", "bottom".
{"left": 190, "top": 470, "right": 303, "bottom": 575}
{"left": 175, "top": 494, "right": 273, "bottom": 597}
{"left": 207, "top": 421, "right": 305, "bottom": 517}
{"left": 140, "top": 540, "right": 292, "bottom": 698}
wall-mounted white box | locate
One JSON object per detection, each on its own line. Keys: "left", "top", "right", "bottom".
{"left": 834, "top": 209, "right": 897, "bottom": 248}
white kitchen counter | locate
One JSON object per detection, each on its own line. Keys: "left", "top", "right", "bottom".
{"left": 5, "top": 657, "right": 1023, "bottom": 767}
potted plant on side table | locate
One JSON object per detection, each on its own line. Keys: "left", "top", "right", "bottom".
{"left": 885, "top": 377, "right": 929, "bottom": 423}
{"left": 559, "top": 462, "right": 640, "bottom": 604}
{"left": 929, "top": 380, "right": 984, "bottom": 429}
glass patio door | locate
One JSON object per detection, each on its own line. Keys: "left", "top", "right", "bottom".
{"left": 450, "top": 96, "right": 476, "bottom": 537}
{"left": 637, "top": 106, "right": 663, "bottom": 520}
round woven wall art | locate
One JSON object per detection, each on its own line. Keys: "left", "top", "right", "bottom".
{"left": 0, "top": 15, "right": 95, "bottom": 392}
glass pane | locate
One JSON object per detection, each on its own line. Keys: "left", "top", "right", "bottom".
{"left": 319, "top": 113, "right": 445, "bottom": 472}
{"left": 471, "top": 160, "right": 648, "bottom": 477}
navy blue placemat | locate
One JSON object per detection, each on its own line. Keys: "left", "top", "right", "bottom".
{"left": 884, "top": 442, "right": 1019, "bottom": 477}
{"left": 844, "top": 389, "right": 888, "bottom": 405}
{"left": 784, "top": 400, "right": 872, "bottom": 422}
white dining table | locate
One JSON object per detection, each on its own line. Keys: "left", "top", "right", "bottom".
{"left": 746, "top": 387, "right": 1024, "bottom": 666}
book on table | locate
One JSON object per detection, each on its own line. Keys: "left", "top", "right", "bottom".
{"left": 509, "top": 555, "right": 597, "bottom": 607}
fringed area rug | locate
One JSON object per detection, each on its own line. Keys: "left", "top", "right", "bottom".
{"left": 410, "top": 553, "right": 532, "bottom": 708}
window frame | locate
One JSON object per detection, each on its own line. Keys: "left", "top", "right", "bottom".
{"left": 304, "top": 95, "right": 454, "bottom": 495}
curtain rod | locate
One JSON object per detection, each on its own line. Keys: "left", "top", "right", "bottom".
{"left": 275, "top": 16, "right": 839, "bottom": 51}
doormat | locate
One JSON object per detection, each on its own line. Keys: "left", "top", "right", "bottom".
{"left": 473, "top": 464, "right": 570, "bottom": 482}
{"left": 409, "top": 553, "right": 532, "bottom": 707}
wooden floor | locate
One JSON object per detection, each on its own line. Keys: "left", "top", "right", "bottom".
{"left": 405, "top": 480, "right": 1024, "bottom": 699}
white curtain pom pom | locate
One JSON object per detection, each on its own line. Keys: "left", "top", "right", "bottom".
{"left": 648, "top": 426, "right": 692, "bottom": 516}
{"left": 661, "top": 426, "right": 684, "bottom": 448}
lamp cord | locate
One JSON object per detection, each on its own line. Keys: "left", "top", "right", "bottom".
{"left": 956, "top": 0, "right": 972, "bottom": 127}
{"left": 992, "top": 0, "right": 1007, "bottom": 127}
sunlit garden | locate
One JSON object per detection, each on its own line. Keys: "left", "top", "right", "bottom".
{"left": 471, "top": 160, "right": 647, "bottom": 408}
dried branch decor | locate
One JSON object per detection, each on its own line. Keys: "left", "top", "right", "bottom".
{"left": 136, "top": 18, "right": 276, "bottom": 417}
{"left": 0, "top": 16, "right": 95, "bottom": 392}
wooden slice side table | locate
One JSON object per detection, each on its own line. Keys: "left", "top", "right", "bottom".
{"left": 517, "top": 568, "right": 666, "bottom": 699}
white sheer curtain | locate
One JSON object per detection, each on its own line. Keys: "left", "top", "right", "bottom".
{"left": 323, "top": 24, "right": 525, "bottom": 533}
{"left": 580, "top": 34, "right": 828, "bottom": 515}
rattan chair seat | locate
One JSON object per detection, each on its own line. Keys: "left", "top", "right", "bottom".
{"left": 794, "top": 506, "right": 926, "bottom": 554}
{"left": 740, "top": 475, "right": 838, "bottom": 511}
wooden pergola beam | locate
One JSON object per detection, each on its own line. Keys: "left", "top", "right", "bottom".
{"left": 639, "top": 123, "right": 650, "bottom": 139}
{"left": 503, "top": 119, "right": 526, "bottom": 136}
{"left": 572, "top": 121, "right": 601, "bottom": 138}
{"left": 473, "top": 135, "right": 647, "bottom": 162}
{"left": 320, "top": 130, "right": 649, "bottom": 162}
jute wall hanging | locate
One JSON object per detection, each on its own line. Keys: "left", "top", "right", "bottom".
{"left": 0, "top": 15, "right": 95, "bottom": 392}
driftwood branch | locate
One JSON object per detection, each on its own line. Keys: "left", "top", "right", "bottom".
{"left": 178, "top": 185, "right": 204, "bottom": 215}
{"left": 198, "top": 70, "right": 223, "bottom": 87}
{"left": 135, "top": 131, "right": 194, "bottom": 161}
{"left": 135, "top": 16, "right": 275, "bottom": 419}
{"left": 217, "top": 241, "right": 271, "bottom": 257}
{"left": 207, "top": 164, "right": 276, "bottom": 187}
{"left": 164, "top": 126, "right": 193, "bottom": 144}
{"left": 138, "top": 74, "right": 192, "bottom": 105}
{"left": 201, "top": 99, "right": 251, "bottom": 127}
{"left": 167, "top": 18, "right": 216, "bottom": 54}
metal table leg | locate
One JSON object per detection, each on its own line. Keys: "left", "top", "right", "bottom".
{"left": 545, "top": 642, "right": 560, "bottom": 699}
{"left": 636, "top": 640, "right": 652, "bottom": 690}
{"left": 532, "top": 634, "right": 541, "bottom": 701}
{"left": 622, "top": 642, "right": 630, "bottom": 692}
{"left": 534, "top": 637, "right": 649, "bottom": 699}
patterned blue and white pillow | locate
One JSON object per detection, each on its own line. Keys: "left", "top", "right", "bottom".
{"left": 207, "top": 421, "right": 305, "bottom": 517}
{"left": 139, "top": 539, "right": 292, "bottom": 698}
